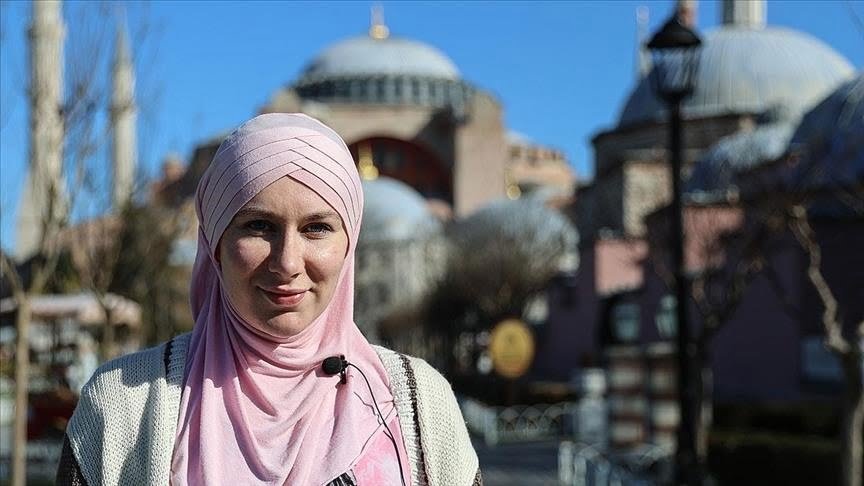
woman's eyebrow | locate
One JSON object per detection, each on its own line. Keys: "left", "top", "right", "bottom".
{"left": 303, "top": 210, "right": 342, "bottom": 226}
{"left": 234, "top": 207, "right": 277, "bottom": 219}
{"left": 305, "top": 210, "right": 339, "bottom": 219}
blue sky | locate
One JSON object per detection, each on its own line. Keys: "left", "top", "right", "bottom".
{"left": 1, "top": 0, "right": 862, "bottom": 253}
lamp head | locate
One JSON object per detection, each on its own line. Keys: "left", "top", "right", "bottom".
{"left": 647, "top": 14, "right": 703, "bottom": 103}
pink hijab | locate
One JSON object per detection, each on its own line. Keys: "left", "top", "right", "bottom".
{"left": 170, "top": 113, "right": 395, "bottom": 485}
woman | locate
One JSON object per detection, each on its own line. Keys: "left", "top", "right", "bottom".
{"left": 57, "top": 113, "right": 481, "bottom": 485}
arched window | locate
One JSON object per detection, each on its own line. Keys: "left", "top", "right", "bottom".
{"left": 349, "top": 137, "right": 452, "bottom": 202}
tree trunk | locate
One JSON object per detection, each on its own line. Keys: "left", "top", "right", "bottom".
{"left": 689, "top": 344, "right": 708, "bottom": 479}
{"left": 11, "top": 294, "right": 31, "bottom": 486}
{"left": 695, "top": 363, "right": 713, "bottom": 463}
{"left": 840, "top": 351, "right": 863, "bottom": 486}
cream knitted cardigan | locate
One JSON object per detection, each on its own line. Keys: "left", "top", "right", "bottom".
{"left": 60, "top": 333, "right": 481, "bottom": 485}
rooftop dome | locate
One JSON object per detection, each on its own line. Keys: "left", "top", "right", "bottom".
{"left": 299, "top": 35, "right": 460, "bottom": 83}
{"left": 619, "top": 27, "right": 854, "bottom": 128}
{"left": 786, "top": 74, "right": 864, "bottom": 191}
{"left": 360, "top": 176, "right": 440, "bottom": 243}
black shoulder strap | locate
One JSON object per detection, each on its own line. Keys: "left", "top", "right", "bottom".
{"left": 474, "top": 467, "right": 484, "bottom": 485}
{"left": 163, "top": 336, "right": 175, "bottom": 375}
{"left": 326, "top": 471, "right": 358, "bottom": 486}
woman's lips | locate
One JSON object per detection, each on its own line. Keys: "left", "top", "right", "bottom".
{"left": 260, "top": 288, "right": 307, "bottom": 307}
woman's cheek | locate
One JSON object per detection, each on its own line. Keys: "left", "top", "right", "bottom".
{"left": 228, "top": 238, "right": 270, "bottom": 272}
{"left": 310, "top": 243, "right": 347, "bottom": 276}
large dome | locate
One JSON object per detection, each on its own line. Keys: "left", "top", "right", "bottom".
{"left": 299, "top": 36, "right": 460, "bottom": 83}
{"left": 618, "top": 27, "right": 854, "bottom": 127}
{"left": 293, "top": 34, "right": 470, "bottom": 108}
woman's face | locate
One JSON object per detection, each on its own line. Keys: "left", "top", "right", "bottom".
{"left": 218, "top": 177, "right": 349, "bottom": 338}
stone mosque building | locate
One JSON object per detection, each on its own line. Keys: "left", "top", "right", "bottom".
{"left": 557, "top": 0, "right": 854, "bottom": 348}
{"left": 160, "top": 10, "right": 575, "bottom": 213}
{"left": 259, "top": 12, "right": 575, "bottom": 215}
{"left": 532, "top": 0, "right": 859, "bottom": 451}
{"left": 153, "top": 11, "right": 576, "bottom": 338}
{"left": 540, "top": 0, "right": 848, "bottom": 380}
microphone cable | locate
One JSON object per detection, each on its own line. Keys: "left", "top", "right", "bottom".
{"left": 346, "top": 362, "right": 407, "bottom": 486}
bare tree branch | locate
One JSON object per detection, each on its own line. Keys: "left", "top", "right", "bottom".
{"left": 0, "top": 251, "right": 24, "bottom": 295}
{"left": 788, "top": 204, "right": 850, "bottom": 355}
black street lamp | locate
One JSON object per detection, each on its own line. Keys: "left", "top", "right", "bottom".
{"left": 646, "top": 12, "right": 703, "bottom": 486}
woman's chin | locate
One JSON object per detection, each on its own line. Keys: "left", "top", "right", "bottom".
{"left": 254, "top": 316, "right": 313, "bottom": 339}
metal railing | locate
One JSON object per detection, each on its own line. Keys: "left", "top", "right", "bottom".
{"left": 461, "top": 398, "right": 578, "bottom": 446}
{"left": 558, "top": 441, "right": 672, "bottom": 486}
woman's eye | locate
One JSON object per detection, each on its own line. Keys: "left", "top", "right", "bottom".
{"left": 244, "top": 220, "right": 272, "bottom": 233}
{"left": 305, "top": 222, "right": 333, "bottom": 235}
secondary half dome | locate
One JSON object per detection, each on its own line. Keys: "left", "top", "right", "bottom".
{"left": 618, "top": 26, "right": 854, "bottom": 128}
{"left": 360, "top": 176, "right": 441, "bottom": 243}
{"left": 685, "top": 122, "right": 795, "bottom": 199}
{"left": 786, "top": 74, "right": 864, "bottom": 191}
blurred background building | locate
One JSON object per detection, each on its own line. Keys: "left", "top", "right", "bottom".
{"left": 561, "top": 0, "right": 855, "bottom": 389}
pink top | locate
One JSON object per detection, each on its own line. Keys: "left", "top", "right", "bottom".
{"left": 351, "top": 414, "right": 412, "bottom": 485}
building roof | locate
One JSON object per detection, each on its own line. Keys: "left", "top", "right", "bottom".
{"left": 786, "top": 73, "right": 864, "bottom": 191}
{"left": 359, "top": 176, "right": 440, "bottom": 243}
{"left": 298, "top": 35, "right": 460, "bottom": 83}
{"left": 618, "top": 26, "right": 854, "bottom": 128}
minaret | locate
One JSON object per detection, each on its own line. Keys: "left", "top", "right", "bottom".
{"left": 676, "top": 0, "right": 698, "bottom": 28}
{"left": 17, "top": 0, "right": 66, "bottom": 260}
{"left": 635, "top": 6, "right": 650, "bottom": 79}
{"left": 111, "top": 18, "right": 137, "bottom": 209}
{"left": 721, "top": 0, "right": 765, "bottom": 28}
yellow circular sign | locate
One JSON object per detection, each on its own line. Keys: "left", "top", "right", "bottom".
{"left": 489, "top": 319, "right": 535, "bottom": 379}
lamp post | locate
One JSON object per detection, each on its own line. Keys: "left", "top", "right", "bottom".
{"left": 646, "top": 11, "right": 702, "bottom": 486}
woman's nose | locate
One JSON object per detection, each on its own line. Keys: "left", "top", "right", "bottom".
{"left": 268, "top": 233, "right": 303, "bottom": 277}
